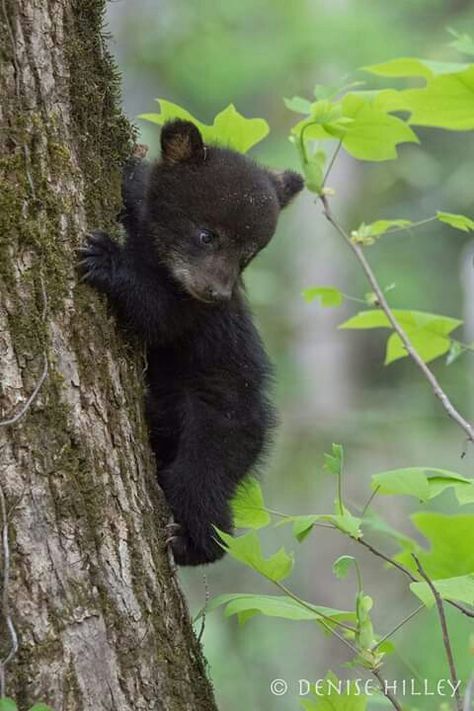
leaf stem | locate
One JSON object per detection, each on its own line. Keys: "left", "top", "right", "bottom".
{"left": 360, "top": 485, "right": 380, "bottom": 518}
{"left": 384, "top": 215, "right": 437, "bottom": 235}
{"left": 322, "top": 140, "right": 342, "bottom": 188}
{"left": 372, "top": 604, "right": 424, "bottom": 650}
{"left": 265, "top": 508, "right": 335, "bottom": 529}
{"left": 272, "top": 580, "right": 357, "bottom": 634}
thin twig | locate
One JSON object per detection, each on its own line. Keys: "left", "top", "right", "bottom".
{"left": 322, "top": 140, "right": 342, "bottom": 189}
{"left": 266, "top": 508, "right": 335, "bottom": 528}
{"left": 197, "top": 573, "right": 210, "bottom": 644}
{"left": 0, "top": 487, "right": 19, "bottom": 697}
{"left": 372, "top": 667, "right": 403, "bottom": 711}
{"left": 273, "top": 580, "right": 357, "bottom": 634}
{"left": 316, "top": 608, "right": 402, "bottom": 711}
{"left": 270, "top": 501, "right": 473, "bottom": 617}
{"left": 372, "top": 604, "right": 424, "bottom": 650}
{"left": 412, "top": 554, "right": 462, "bottom": 711}
{"left": 360, "top": 485, "right": 380, "bottom": 518}
{"left": 355, "top": 537, "right": 417, "bottom": 581}
{"left": 0, "top": 357, "right": 48, "bottom": 427}
{"left": 353, "top": 537, "right": 473, "bottom": 618}
{"left": 375, "top": 215, "right": 437, "bottom": 236}
{"left": 320, "top": 193, "right": 474, "bottom": 444}
{"left": 275, "top": 557, "right": 404, "bottom": 709}
{"left": 310, "top": 611, "right": 359, "bottom": 655}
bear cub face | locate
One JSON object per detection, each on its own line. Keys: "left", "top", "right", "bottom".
{"left": 144, "top": 119, "right": 304, "bottom": 303}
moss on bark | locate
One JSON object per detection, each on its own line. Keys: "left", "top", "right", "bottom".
{"left": 0, "top": 1, "right": 218, "bottom": 709}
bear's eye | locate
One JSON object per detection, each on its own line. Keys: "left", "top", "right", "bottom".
{"left": 197, "top": 228, "right": 217, "bottom": 247}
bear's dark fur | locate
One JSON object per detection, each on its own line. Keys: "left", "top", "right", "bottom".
{"left": 79, "top": 120, "right": 303, "bottom": 565}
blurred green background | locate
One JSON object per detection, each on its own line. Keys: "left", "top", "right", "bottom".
{"left": 106, "top": 2, "right": 474, "bottom": 709}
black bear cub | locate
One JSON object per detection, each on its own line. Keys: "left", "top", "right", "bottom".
{"left": 80, "top": 120, "right": 303, "bottom": 565}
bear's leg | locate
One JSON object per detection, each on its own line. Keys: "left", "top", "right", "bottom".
{"left": 157, "top": 391, "right": 266, "bottom": 566}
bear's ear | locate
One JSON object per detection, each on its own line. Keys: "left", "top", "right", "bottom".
{"left": 160, "top": 119, "right": 205, "bottom": 164}
{"left": 269, "top": 170, "right": 304, "bottom": 208}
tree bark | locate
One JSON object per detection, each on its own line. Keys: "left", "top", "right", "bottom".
{"left": 0, "top": 1, "right": 218, "bottom": 709}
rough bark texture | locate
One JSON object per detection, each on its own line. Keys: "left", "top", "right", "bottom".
{"left": 0, "top": 1, "right": 218, "bottom": 709}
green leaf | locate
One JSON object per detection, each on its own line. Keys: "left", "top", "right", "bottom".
{"left": 425, "top": 471, "right": 473, "bottom": 501}
{"left": 437, "top": 211, "right": 474, "bottom": 232}
{"left": 333, "top": 555, "right": 356, "bottom": 579}
{"left": 327, "top": 513, "right": 362, "bottom": 538}
{"left": 385, "top": 329, "right": 448, "bottom": 365}
{"left": 284, "top": 96, "right": 313, "bottom": 114}
{"left": 202, "top": 593, "right": 355, "bottom": 626}
{"left": 339, "top": 310, "right": 393, "bottom": 330}
{"left": 356, "top": 593, "right": 376, "bottom": 651}
{"left": 323, "top": 443, "right": 344, "bottom": 476}
{"left": 291, "top": 514, "right": 321, "bottom": 542}
{"left": 302, "top": 149, "right": 327, "bottom": 194}
{"left": 448, "top": 28, "right": 474, "bottom": 57}
{"left": 231, "top": 477, "right": 270, "bottom": 530}
{"left": 0, "top": 701, "right": 18, "bottom": 711}
{"left": 314, "top": 80, "right": 366, "bottom": 101}
{"left": 139, "top": 99, "right": 203, "bottom": 127}
{"left": 363, "top": 57, "right": 469, "bottom": 79}
{"left": 309, "top": 99, "right": 345, "bottom": 124}
{"left": 339, "top": 94, "right": 418, "bottom": 161}
{"left": 456, "top": 481, "right": 474, "bottom": 505}
{"left": 351, "top": 218, "right": 413, "bottom": 243}
{"left": 410, "top": 574, "right": 474, "bottom": 608}
{"left": 291, "top": 118, "right": 334, "bottom": 141}
{"left": 411, "top": 575, "right": 474, "bottom": 607}
{"left": 302, "top": 286, "right": 344, "bottom": 307}
{"left": 216, "top": 530, "right": 293, "bottom": 581}
{"left": 395, "top": 512, "right": 474, "bottom": 579}
{"left": 291, "top": 99, "right": 355, "bottom": 145}
{"left": 446, "top": 341, "right": 464, "bottom": 366}
{"left": 348, "top": 88, "right": 411, "bottom": 113}
{"left": 339, "top": 309, "right": 462, "bottom": 365}
{"left": 211, "top": 104, "right": 269, "bottom": 152}
{"left": 371, "top": 467, "right": 472, "bottom": 502}
{"left": 288, "top": 512, "right": 362, "bottom": 541}
{"left": 361, "top": 509, "right": 416, "bottom": 547}
{"left": 29, "top": 705, "right": 54, "bottom": 711}
{"left": 403, "top": 67, "right": 474, "bottom": 130}
{"left": 139, "top": 100, "right": 269, "bottom": 153}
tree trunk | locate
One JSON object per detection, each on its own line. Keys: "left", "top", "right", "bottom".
{"left": 0, "top": 1, "right": 217, "bottom": 709}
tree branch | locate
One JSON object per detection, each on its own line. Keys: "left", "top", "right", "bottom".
{"left": 412, "top": 554, "right": 462, "bottom": 711}
{"left": 319, "top": 193, "right": 474, "bottom": 444}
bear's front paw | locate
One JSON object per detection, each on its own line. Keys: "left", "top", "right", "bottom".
{"left": 77, "top": 230, "right": 121, "bottom": 291}
{"left": 165, "top": 522, "right": 226, "bottom": 567}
